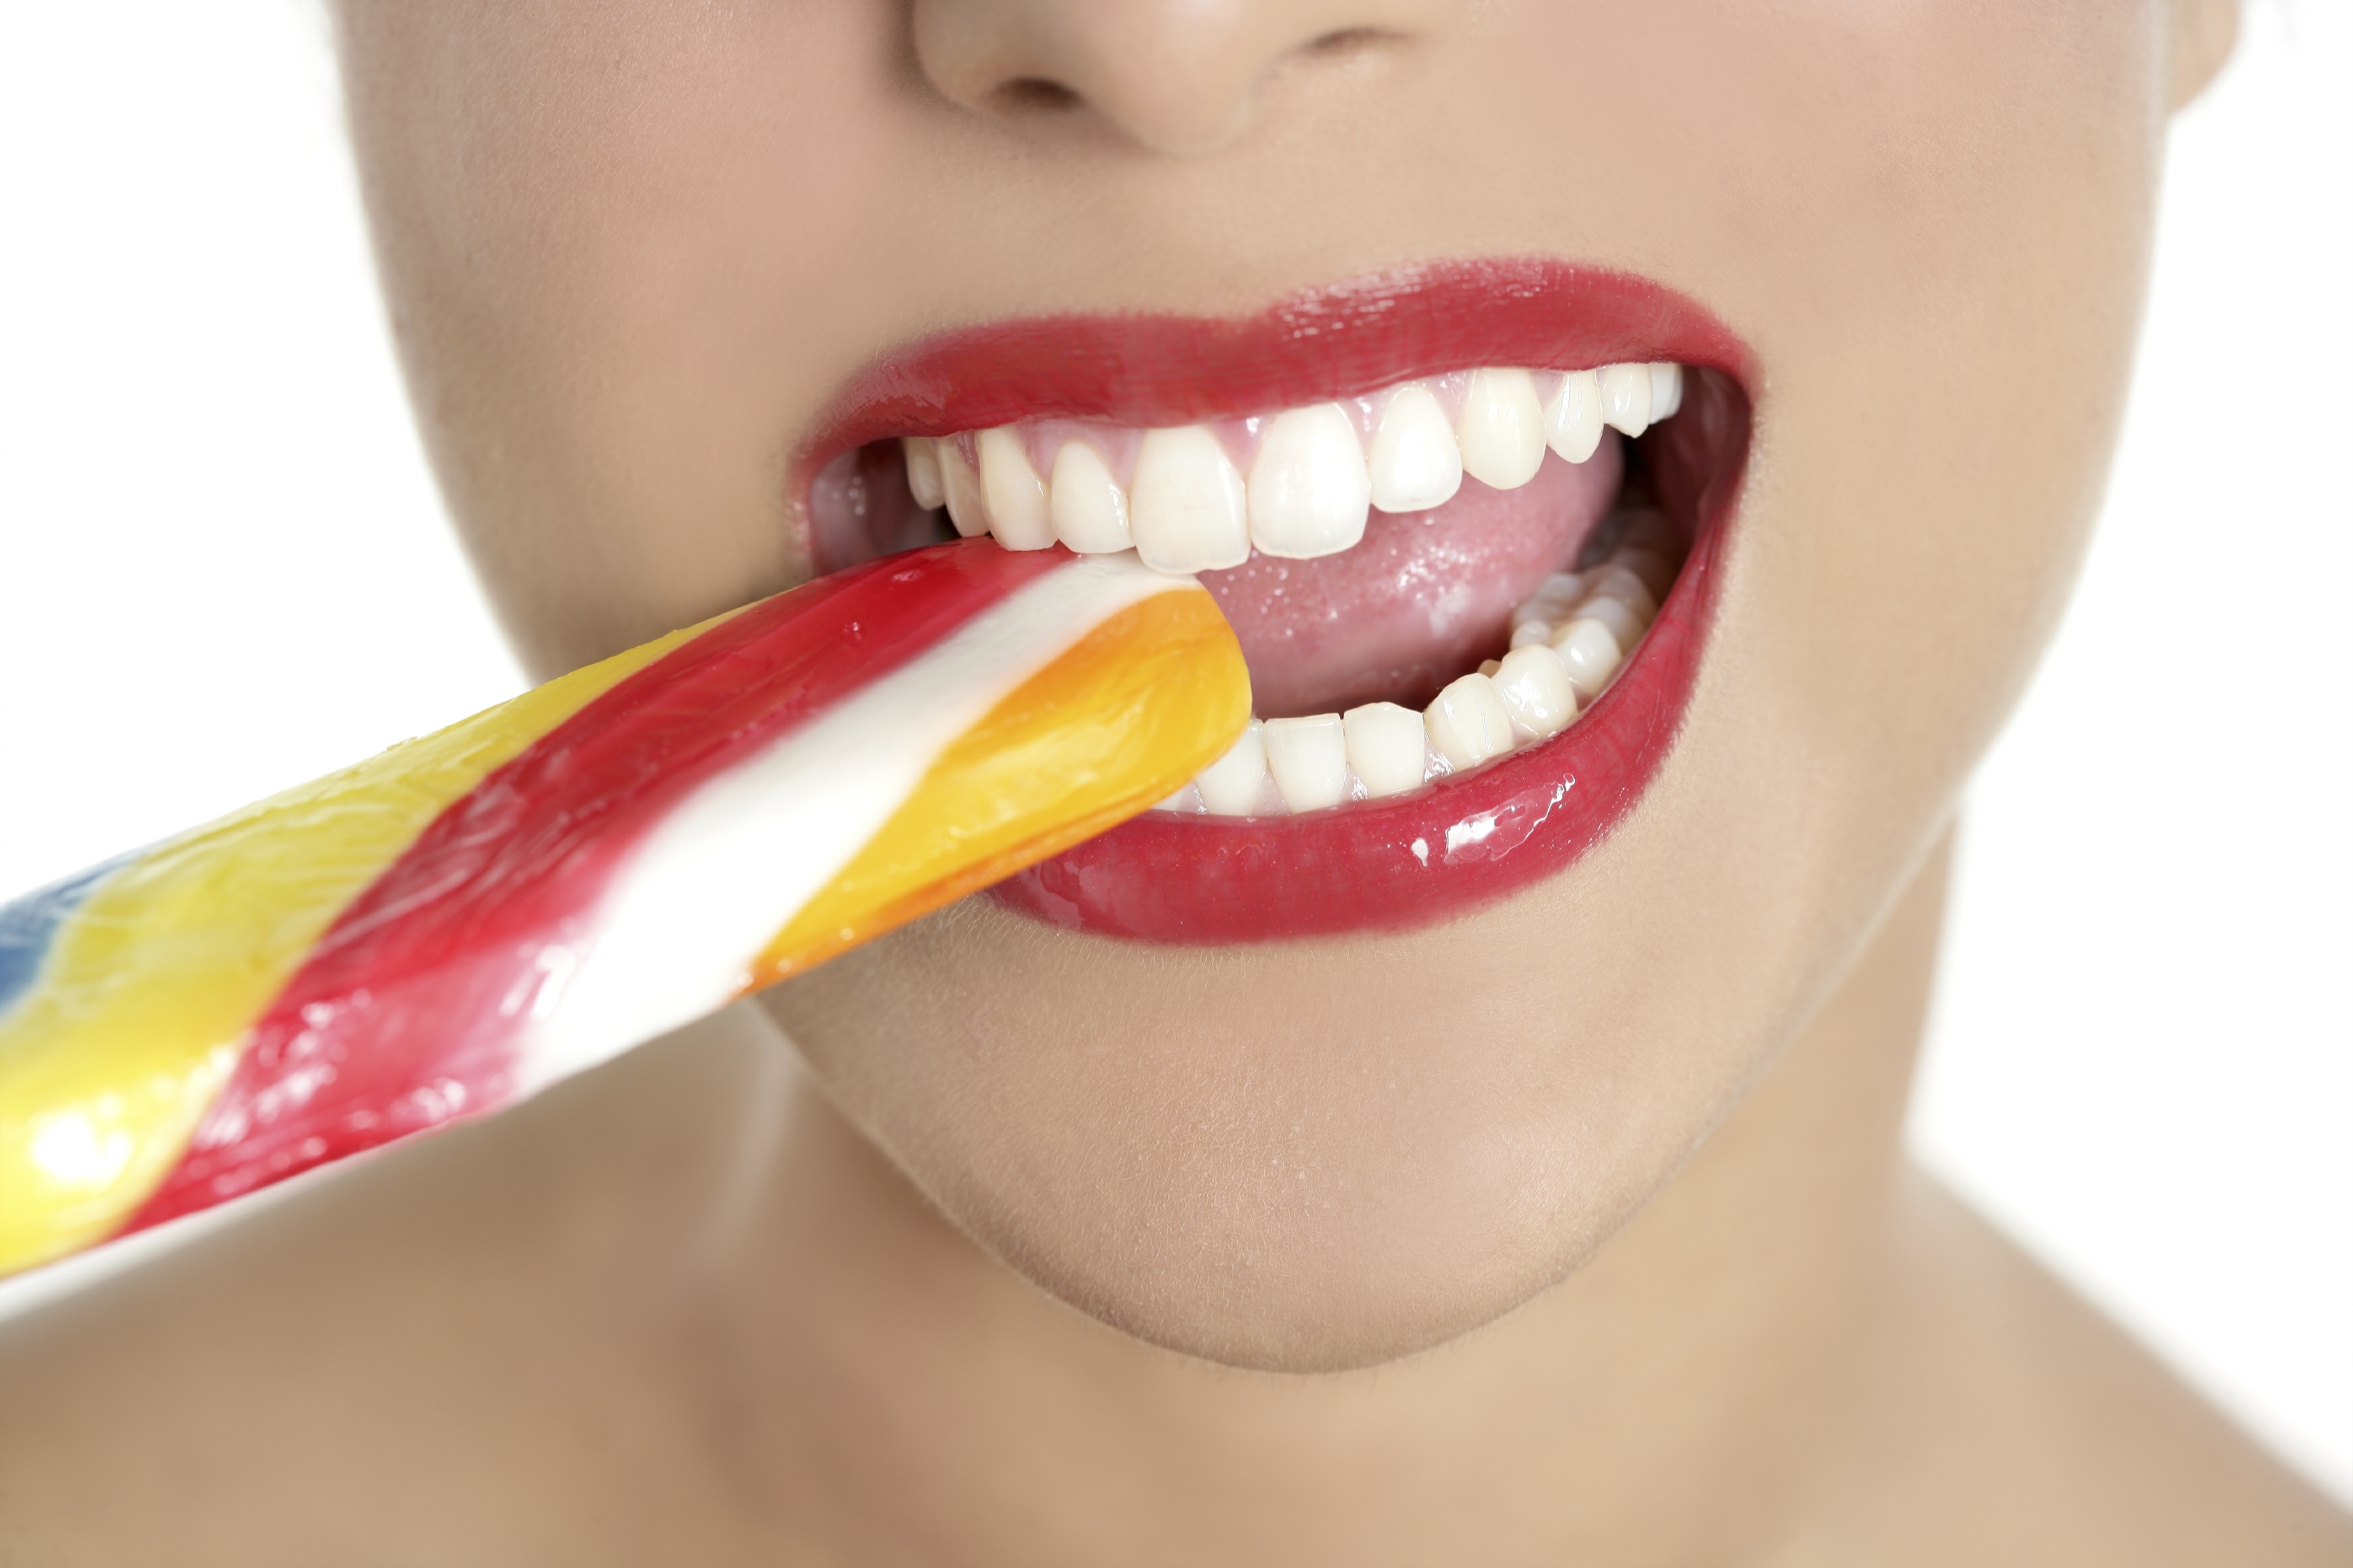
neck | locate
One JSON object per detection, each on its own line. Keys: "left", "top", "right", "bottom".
{"left": 684, "top": 833, "right": 1949, "bottom": 1565}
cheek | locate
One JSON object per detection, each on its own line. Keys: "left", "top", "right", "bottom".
{"left": 341, "top": 0, "right": 940, "bottom": 670}
{"left": 1573, "top": 0, "right": 2162, "bottom": 889}
{"left": 1738, "top": 4, "right": 2160, "bottom": 852}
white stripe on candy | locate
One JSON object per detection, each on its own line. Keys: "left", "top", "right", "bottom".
{"left": 512, "top": 551, "right": 1194, "bottom": 1094}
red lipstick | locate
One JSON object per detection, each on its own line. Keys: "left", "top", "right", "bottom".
{"left": 802, "top": 257, "right": 1753, "bottom": 456}
{"left": 797, "top": 258, "right": 1755, "bottom": 943}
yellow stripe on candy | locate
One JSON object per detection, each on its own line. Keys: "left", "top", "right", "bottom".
{"left": 0, "top": 622, "right": 713, "bottom": 1275}
{"left": 751, "top": 586, "right": 1249, "bottom": 983}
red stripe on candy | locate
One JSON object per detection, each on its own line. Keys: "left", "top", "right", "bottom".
{"left": 123, "top": 541, "right": 1067, "bottom": 1233}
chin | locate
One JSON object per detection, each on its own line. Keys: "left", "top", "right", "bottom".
{"left": 765, "top": 891, "right": 1694, "bottom": 1373}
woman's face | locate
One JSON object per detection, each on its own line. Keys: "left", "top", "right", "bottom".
{"left": 334, "top": 0, "right": 2181, "bottom": 1370}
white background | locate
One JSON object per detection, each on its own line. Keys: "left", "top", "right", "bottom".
{"left": 3, "top": 0, "right": 2347, "bottom": 1504}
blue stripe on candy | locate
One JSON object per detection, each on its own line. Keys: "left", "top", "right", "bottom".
{"left": 0, "top": 855, "right": 133, "bottom": 1026}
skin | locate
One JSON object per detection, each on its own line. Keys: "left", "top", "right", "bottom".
{"left": 0, "top": 0, "right": 2345, "bottom": 1560}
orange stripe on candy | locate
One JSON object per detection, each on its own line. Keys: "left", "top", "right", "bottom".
{"left": 751, "top": 587, "right": 1249, "bottom": 983}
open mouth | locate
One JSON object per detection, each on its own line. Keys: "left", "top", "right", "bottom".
{"left": 798, "top": 259, "right": 1753, "bottom": 943}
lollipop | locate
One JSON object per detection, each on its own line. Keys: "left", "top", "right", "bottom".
{"left": 0, "top": 541, "right": 1248, "bottom": 1278}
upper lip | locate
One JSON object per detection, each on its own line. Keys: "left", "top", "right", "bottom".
{"left": 791, "top": 255, "right": 1754, "bottom": 536}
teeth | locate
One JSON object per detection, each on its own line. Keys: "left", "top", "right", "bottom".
{"left": 892, "top": 370, "right": 1700, "bottom": 822}
{"left": 1455, "top": 367, "right": 1546, "bottom": 491}
{"left": 1157, "top": 503, "right": 1685, "bottom": 816}
{"left": 902, "top": 437, "right": 946, "bottom": 509}
{"left": 897, "top": 362, "right": 1687, "bottom": 565}
{"left": 938, "top": 439, "right": 989, "bottom": 538}
{"left": 1599, "top": 362, "right": 1653, "bottom": 438}
{"left": 1263, "top": 713, "right": 1350, "bottom": 812}
{"left": 1568, "top": 593, "right": 1644, "bottom": 651}
{"left": 1544, "top": 369, "right": 1604, "bottom": 463}
{"left": 1648, "top": 363, "right": 1683, "bottom": 422}
{"left": 1368, "top": 384, "right": 1464, "bottom": 514}
{"left": 1195, "top": 718, "right": 1272, "bottom": 816}
{"left": 1423, "top": 672, "right": 1515, "bottom": 772}
{"left": 1549, "top": 618, "right": 1625, "bottom": 703}
{"left": 1524, "top": 569, "right": 1586, "bottom": 618}
{"left": 1491, "top": 645, "right": 1578, "bottom": 740}
{"left": 1131, "top": 426, "right": 1250, "bottom": 574}
{"left": 1582, "top": 565, "right": 1659, "bottom": 624}
{"left": 1050, "top": 441, "right": 1133, "bottom": 554}
{"left": 977, "top": 426, "right": 1056, "bottom": 550}
{"left": 1248, "top": 403, "right": 1371, "bottom": 560}
{"left": 1342, "top": 702, "right": 1429, "bottom": 799}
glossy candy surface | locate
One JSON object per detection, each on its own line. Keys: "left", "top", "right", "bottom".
{"left": 0, "top": 541, "right": 1248, "bottom": 1278}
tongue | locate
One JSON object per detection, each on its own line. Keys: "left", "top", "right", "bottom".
{"left": 1202, "top": 437, "right": 1624, "bottom": 718}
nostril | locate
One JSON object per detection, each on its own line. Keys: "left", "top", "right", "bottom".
{"left": 993, "top": 76, "right": 1082, "bottom": 114}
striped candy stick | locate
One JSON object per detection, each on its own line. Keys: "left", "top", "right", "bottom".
{"left": 0, "top": 541, "right": 1248, "bottom": 1279}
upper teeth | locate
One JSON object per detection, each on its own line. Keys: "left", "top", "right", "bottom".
{"left": 901, "top": 363, "right": 1685, "bottom": 575}
{"left": 1155, "top": 507, "right": 1685, "bottom": 818}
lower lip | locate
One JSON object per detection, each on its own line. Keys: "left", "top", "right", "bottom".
{"left": 993, "top": 380, "right": 1750, "bottom": 944}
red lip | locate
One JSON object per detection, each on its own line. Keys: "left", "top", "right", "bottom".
{"left": 797, "top": 257, "right": 1755, "bottom": 943}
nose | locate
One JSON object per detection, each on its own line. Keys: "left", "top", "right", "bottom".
{"left": 911, "top": 0, "right": 1439, "bottom": 156}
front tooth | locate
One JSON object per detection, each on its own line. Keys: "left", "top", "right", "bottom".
{"left": 1545, "top": 369, "right": 1604, "bottom": 463}
{"left": 977, "top": 426, "right": 1055, "bottom": 549}
{"left": 902, "top": 437, "right": 947, "bottom": 510}
{"left": 1131, "top": 426, "right": 1249, "bottom": 574}
{"left": 1599, "top": 362, "right": 1653, "bottom": 437}
{"left": 1493, "top": 645, "right": 1578, "bottom": 740}
{"left": 938, "top": 439, "right": 989, "bottom": 537}
{"left": 1049, "top": 441, "right": 1133, "bottom": 554}
{"left": 1455, "top": 367, "right": 1546, "bottom": 490}
{"left": 1262, "top": 713, "right": 1349, "bottom": 812}
{"left": 1368, "top": 384, "right": 1463, "bottom": 513}
{"left": 1549, "top": 618, "right": 1625, "bottom": 702}
{"left": 1648, "top": 362, "right": 1683, "bottom": 421}
{"left": 1343, "top": 702, "right": 1429, "bottom": 798}
{"left": 1423, "top": 672, "right": 1514, "bottom": 771}
{"left": 1248, "top": 403, "right": 1371, "bottom": 559}
{"left": 1195, "top": 718, "right": 1270, "bottom": 816}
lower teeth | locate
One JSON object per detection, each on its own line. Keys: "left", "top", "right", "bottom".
{"left": 1154, "top": 506, "right": 1683, "bottom": 817}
